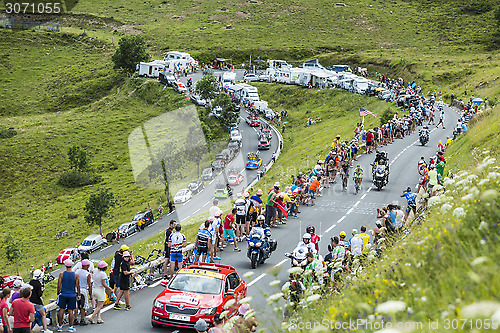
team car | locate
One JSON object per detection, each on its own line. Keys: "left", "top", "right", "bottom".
{"left": 257, "top": 138, "right": 270, "bottom": 150}
{"left": 174, "top": 189, "right": 193, "bottom": 204}
{"left": 214, "top": 188, "right": 229, "bottom": 198}
{"left": 151, "top": 263, "right": 246, "bottom": 329}
{"left": 245, "top": 116, "right": 260, "bottom": 127}
{"left": 245, "top": 152, "right": 262, "bottom": 170}
{"left": 260, "top": 127, "right": 272, "bottom": 139}
{"left": 227, "top": 169, "right": 244, "bottom": 185}
{"left": 188, "top": 180, "right": 205, "bottom": 195}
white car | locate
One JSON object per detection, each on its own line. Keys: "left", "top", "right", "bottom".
{"left": 230, "top": 129, "right": 242, "bottom": 142}
{"left": 243, "top": 73, "right": 259, "bottom": 82}
{"left": 212, "top": 106, "right": 222, "bottom": 117}
{"left": 265, "top": 109, "right": 275, "bottom": 120}
{"left": 173, "top": 81, "right": 188, "bottom": 94}
{"left": 78, "top": 235, "right": 107, "bottom": 253}
{"left": 174, "top": 189, "right": 192, "bottom": 204}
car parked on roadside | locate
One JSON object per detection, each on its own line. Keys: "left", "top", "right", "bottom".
{"left": 174, "top": 189, "right": 192, "bottom": 204}
{"left": 243, "top": 73, "right": 259, "bottom": 82}
{"left": 132, "top": 210, "right": 154, "bottom": 227}
{"left": 212, "top": 159, "right": 225, "bottom": 171}
{"left": 227, "top": 140, "right": 241, "bottom": 155}
{"left": 230, "top": 129, "right": 242, "bottom": 142}
{"left": 173, "top": 81, "right": 188, "bottom": 94}
{"left": 118, "top": 222, "right": 138, "bottom": 238}
{"left": 201, "top": 167, "right": 214, "bottom": 181}
{"left": 190, "top": 94, "right": 208, "bottom": 106}
{"left": 78, "top": 234, "right": 108, "bottom": 253}
{"left": 188, "top": 180, "right": 205, "bottom": 195}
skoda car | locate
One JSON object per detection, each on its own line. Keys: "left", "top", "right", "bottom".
{"left": 151, "top": 263, "right": 246, "bottom": 329}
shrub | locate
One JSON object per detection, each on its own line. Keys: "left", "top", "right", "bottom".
{"left": 379, "top": 107, "right": 396, "bottom": 126}
{"left": 0, "top": 127, "right": 17, "bottom": 139}
{"left": 58, "top": 171, "right": 102, "bottom": 188}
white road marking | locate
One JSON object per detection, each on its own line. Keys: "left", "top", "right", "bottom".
{"left": 100, "top": 245, "right": 112, "bottom": 252}
{"left": 360, "top": 193, "right": 367, "bottom": 200}
{"left": 100, "top": 303, "right": 115, "bottom": 314}
{"left": 325, "top": 223, "right": 337, "bottom": 233}
{"left": 346, "top": 208, "right": 353, "bottom": 214}
{"left": 182, "top": 199, "right": 191, "bottom": 205}
{"left": 209, "top": 178, "right": 215, "bottom": 185}
{"left": 247, "top": 273, "right": 266, "bottom": 287}
{"left": 149, "top": 279, "right": 164, "bottom": 288}
{"left": 353, "top": 201, "right": 360, "bottom": 207}
{"left": 203, "top": 201, "right": 210, "bottom": 207}
{"left": 193, "top": 208, "right": 200, "bottom": 214}
{"left": 274, "top": 258, "right": 288, "bottom": 267}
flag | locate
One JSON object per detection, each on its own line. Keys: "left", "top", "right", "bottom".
{"left": 359, "top": 107, "right": 377, "bottom": 117}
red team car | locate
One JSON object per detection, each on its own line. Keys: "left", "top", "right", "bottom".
{"left": 151, "top": 263, "right": 247, "bottom": 329}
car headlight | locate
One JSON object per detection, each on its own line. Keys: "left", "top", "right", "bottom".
{"left": 256, "top": 242, "right": 262, "bottom": 247}
{"left": 249, "top": 241, "right": 255, "bottom": 247}
{"left": 153, "top": 300, "right": 164, "bottom": 310}
{"left": 200, "top": 307, "right": 217, "bottom": 315}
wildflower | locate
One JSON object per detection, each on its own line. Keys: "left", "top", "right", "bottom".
{"left": 287, "top": 267, "right": 303, "bottom": 275}
{"left": 306, "top": 294, "right": 321, "bottom": 303}
{"left": 466, "top": 174, "right": 478, "bottom": 182}
{"left": 478, "top": 179, "right": 489, "bottom": 186}
{"left": 428, "top": 196, "right": 441, "bottom": 207}
{"left": 461, "top": 194, "right": 474, "bottom": 201}
{"left": 443, "top": 177, "right": 454, "bottom": 186}
{"left": 239, "top": 296, "right": 253, "bottom": 304}
{"left": 479, "top": 221, "right": 489, "bottom": 231}
{"left": 471, "top": 256, "right": 488, "bottom": 266}
{"left": 224, "top": 299, "right": 236, "bottom": 309}
{"left": 487, "top": 172, "right": 500, "bottom": 179}
{"left": 480, "top": 189, "right": 498, "bottom": 201}
{"left": 266, "top": 265, "right": 282, "bottom": 277}
{"left": 243, "top": 271, "right": 254, "bottom": 279}
{"left": 376, "top": 300, "right": 407, "bottom": 313}
{"left": 269, "top": 280, "right": 281, "bottom": 287}
{"left": 266, "top": 293, "right": 283, "bottom": 305}
{"left": 461, "top": 301, "right": 500, "bottom": 318}
{"left": 453, "top": 207, "right": 466, "bottom": 219}
{"left": 441, "top": 203, "right": 453, "bottom": 212}
{"left": 421, "top": 296, "right": 427, "bottom": 302}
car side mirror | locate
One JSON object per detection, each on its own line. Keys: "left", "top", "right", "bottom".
{"left": 160, "top": 280, "right": 168, "bottom": 287}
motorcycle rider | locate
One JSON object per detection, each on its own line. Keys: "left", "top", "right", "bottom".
{"left": 292, "top": 233, "right": 317, "bottom": 255}
{"left": 419, "top": 126, "right": 430, "bottom": 144}
{"left": 248, "top": 215, "right": 271, "bottom": 261}
{"left": 306, "top": 226, "right": 320, "bottom": 254}
{"left": 372, "top": 151, "right": 390, "bottom": 183}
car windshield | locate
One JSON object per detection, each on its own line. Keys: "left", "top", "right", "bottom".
{"left": 82, "top": 240, "right": 92, "bottom": 246}
{"left": 169, "top": 274, "right": 223, "bottom": 295}
{"left": 231, "top": 131, "right": 239, "bottom": 136}
{"left": 202, "top": 169, "right": 211, "bottom": 175}
{"left": 189, "top": 182, "right": 198, "bottom": 187}
{"left": 176, "top": 190, "right": 187, "bottom": 196}
{"left": 132, "top": 213, "right": 144, "bottom": 221}
{"left": 118, "top": 224, "right": 128, "bottom": 230}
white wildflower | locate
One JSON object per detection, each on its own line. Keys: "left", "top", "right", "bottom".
{"left": 481, "top": 189, "right": 498, "bottom": 201}
{"left": 441, "top": 310, "right": 450, "bottom": 318}
{"left": 479, "top": 221, "right": 489, "bottom": 231}
{"left": 441, "top": 203, "right": 453, "bottom": 213}
{"left": 478, "top": 179, "right": 489, "bottom": 186}
{"left": 266, "top": 293, "right": 283, "bottom": 304}
{"left": 480, "top": 239, "right": 486, "bottom": 245}
{"left": 421, "top": 296, "right": 427, "bottom": 302}
{"left": 461, "top": 193, "right": 474, "bottom": 201}
{"left": 368, "top": 314, "right": 376, "bottom": 321}
{"left": 306, "top": 294, "right": 321, "bottom": 303}
{"left": 453, "top": 207, "right": 466, "bottom": 219}
{"left": 466, "top": 174, "right": 478, "bottom": 182}
{"left": 471, "top": 256, "right": 489, "bottom": 266}
{"left": 243, "top": 271, "right": 254, "bottom": 279}
{"left": 239, "top": 296, "right": 253, "bottom": 304}
{"left": 455, "top": 179, "right": 470, "bottom": 187}
{"left": 461, "top": 301, "right": 500, "bottom": 318}
{"left": 487, "top": 172, "right": 500, "bottom": 179}
{"left": 269, "top": 280, "right": 281, "bottom": 287}
{"left": 428, "top": 196, "right": 441, "bottom": 207}
{"left": 224, "top": 299, "right": 236, "bottom": 309}
{"left": 376, "top": 300, "right": 407, "bottom": 313}
{"left": 443, "top": 177, "right": 454, "bottom": 186}
{"left": 287, "top": 267, "right": 303, "bottom": 275}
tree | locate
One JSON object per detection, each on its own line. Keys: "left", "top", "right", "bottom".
{"left": 68, "top": 145, "right": 89, "bottom": 172}
{"left": 214, "top": 92, "right": 239, "bottom": 128}
{"left": 195, "top": 74, "right": 218, "bottom": 101}
{"left": 84, "top": 189, "right": 117, "bottom": 235}
{"left": 5, "top": 235, "right": 24, "bottom": 275}
{"left": 112, "top": 35, "right": 149, "bottom": 73}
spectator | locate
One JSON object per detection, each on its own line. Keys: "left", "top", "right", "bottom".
{"left": 223, "top": 208, "right": 241, "bottom": 252}
{"left": 168, "top": 225, "right": 187, "bottom": 278}
{"left": 113, "top": 251, "right": 133, "bottom": 311}
{"left": 56, "top": 259, "right": 80, "bottom": 332}
{"left": 231, "top": 304, "right": 258, "bottom": 333}
{"left": 1, "top": 287, "right": 12, "bottom": 333}
{"left": 10, "top": 280, "right": 22, "bottom": 303}
{"left": 209, "top": 313, "right": 226, "bottom": 333}
{"left": 111, "top": 245, "right": 129, "bottom": 293}
{"left": 89, "top": 261, "right": 113, "bottom": 324}
{"left": 75, "top": 259, "right": 92, "bottom": 325}
{"left": 163, "top": 220, "right": 177, "bottom": 279}
{"left": 195, "top": 319, "right": 209, "bottom": 333}
{"left": 28, "top": 270, "right": 52, "bottom": 333}
{"left": 72, "top": 252, "right": 94, "bottom": 272}
{"left": 9, "top": 285, "right": 35, "bottom": 333}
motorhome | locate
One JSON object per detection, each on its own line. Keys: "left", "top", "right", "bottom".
{"left": 137, "top": 60, "right": 168, "bottom": 78}
{"left": 226, "top": 84, "right": 244, "bottom": 102}
{"left": 266, "top": 60, "right": 292, "bottom": 82}
{"left": 163, "top": 51, "right": 198, "bottom": 70}
{"left": 239, "top": 83, "right": 260, "bottom": 102}
{"left": 301, "top": 58, "right": 326, "bottom": 70}
{"left": 253, "top": 100, "right": 269, "bottom": 113}
{"left": 353, "top": 77, "right": 370, "bottom": 94}
{"left": 222, "top": 72, "right": 236, "bottom": 86}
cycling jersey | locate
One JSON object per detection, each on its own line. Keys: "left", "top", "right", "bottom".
{"left": 168, "top": 232, "right": 186, "bottom": 253}
{"left": 353, "top": 168, "right": 363, "bottom": 178}
{"left": 332, "top": 245, "right": 345, "bottom": 261}
{"left": 401, "top": 192, "right": 417, "bottom": 206}
{"left": 196, "top": 228, "right": 211, "bottom": 250}
{"left": 234, "top": 198, "right": 246, "bottom": 216}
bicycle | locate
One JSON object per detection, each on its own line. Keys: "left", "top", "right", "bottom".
{"left": 353, "top": 176, "right": 362, "bottom": 194}
{"left": 341, "top": 169, "right": 349, "bottom": 192}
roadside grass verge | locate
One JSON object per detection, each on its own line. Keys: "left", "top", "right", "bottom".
{"left": 285, "top": 105, "right": 500, "bottom": 333}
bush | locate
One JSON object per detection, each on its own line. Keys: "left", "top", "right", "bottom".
{"left": 0, "top": 127, "right": 17, "bottom": 139}
{"left": 58, "top": 171, "right": 102, "bottom": 188}
{"left": 379, "top": 107, "right": 396, "bottom": 126}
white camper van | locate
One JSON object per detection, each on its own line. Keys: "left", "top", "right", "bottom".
{"left": 222, "top": 72, "right": 236, "bottom": 85}
{"left": 265, "top": 59, "right": 292, "bottom": 82}
{"left": 163, "top": 51, "right": 198, "bottom": 70}
{"left": 137, "top": 60, "right": 168, "bottom": 78}
{"left": 253, "top": 100, "right": 269, "bottom": 113}
{"left": 239, "top": 83, "right": 259, "bottom": 102}
{"left": 353, "top": 77, "right": 369, "bottom": 94}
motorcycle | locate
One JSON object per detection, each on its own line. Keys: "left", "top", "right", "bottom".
{"left": 226, "top": 183, "right": 233, "bottom": 197}
{"left": 419, "top": 130, "right": 429, "bottom": 146}
{"left": 372, "top": 164, "right": 389, "bottom": 191}
{"left": 247, "top": 230, "right": 276, "bottom": 269}
{"left": 285, "top": 245, "right": 308, "bottom": 269}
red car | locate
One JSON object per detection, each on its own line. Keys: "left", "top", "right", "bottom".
{"left": 227, "top": 172, "right": 244, "bottom": 185}
{"left": 57, "top": 248, "right": 78, "bottom": 264}
{"left": 151, "top": 263, "right": 247, "bottom": 329}
{"left": 246, "top": 116, "right": 260, "bottom": 127}
{"left": 1, "top": 275, "right": 22, "bottom": 289}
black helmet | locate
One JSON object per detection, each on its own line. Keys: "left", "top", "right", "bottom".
{"left": 406, "top": 187, "right": 412, "bottom": 192}
{"left": 306, "top": 225, "right": 315, "bottom": 234}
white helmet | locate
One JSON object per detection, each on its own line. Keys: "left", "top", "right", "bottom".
{"left": 33, "top": 269, "right": 44, "bottom": 280}
{"left": 257, "top": 215, "right": 265, "bottom": 222}
{"left": 302, "top": 233, "right": 311, "bottom": 241}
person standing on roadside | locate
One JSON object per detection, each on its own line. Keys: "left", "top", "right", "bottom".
{"left": 89, "top": 261, "right": 113, "bottom": 324}
{"left": 223, "top": 208, "right": 241, "bottom": 252}
{"left": 10, "top": 280, "right": 22, "bottom": 304}
{"left": 28, "top": 270, "right": 52, "bottom": 333}
{"left": 1, "top": 287, "right": 12, "bottom": 333}
{"left": 111, "top": 245, "right": 129, "bottom": 294}
{"left": 168, "top": 225, "right": 187, "bottom": 278}
{"left": 9, "top": 285, "right": 35, "bottom": 333}
{"left": 265, "top": 184, "right": 279, "bottom": 227}
{"left": 75, "top": 260, "right": 92, "bottom": 326}
{"left": 113, "top": 251, "right": 133, "bottom": 311}
{"left": 56, "top": 259, "right": 80, "bottom": 332}
{"left": 208, "top": 313, "right": 225, "bottom": 333}
{"left": 163, "top": 220, "right": 177, "bottom": 279}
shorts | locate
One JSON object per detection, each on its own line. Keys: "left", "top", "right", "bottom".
{"left": 77, "top": 289, "right": 89, "bottom": 309}
{"left": 57, "top": 295, "right": 77, "bottom": 310}
{"left": 92, "top": 288, "right": 106, "bottom": 302}
{"left": 119, "top": 277, "right": 130, "bottom": 291}
{"left": 265, "top": 205, "right": 276, "bottom": 219}
{"left": 406, "top": 205, "right": 417, "bottom": 214}
{"left": 197, "top": 246, "right": 208, "bottom": 255}
{"left": 249, "top": 212, "right": 258, "bottom": 223}
{"left": 308, "top": 189, "right": 316, "bottom": 199}
{"left": 13, "top": 328, "right": 30, "bottom": 333}
{"left": 366, "top": 141, "right": 372, "bottom": 147}
{"left": 170, "top": 251, "right": 183, "bottom": 263}
{"left": 235, "top": 215, "right": 246, "bottom": 225}
{"left": 164, "top": 243, "right": 170, "bottom": 257}
{"left": 223, "top": 228, "right": 235, "bottom": 239}
{"left": 34, "top": 304, "right": 44, "bottom": 312}
{"left": 113, "top": 274, "right": 120, "bottom": 288}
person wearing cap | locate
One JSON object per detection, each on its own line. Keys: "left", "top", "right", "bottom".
{"left": 10, "top": 279, "right": 23, "bottom": 303}
{"left": 194, "top": 318, "right": 208, "bottom": 332}
{"left": 339, "top": 231, "right": 349, "bottom": 250}
{"left": 163, "top": 220, "right": 177, "bottom": 279}
{"left": 29, "top": 269, "right": 52, "bottom": 333}
{"left": 248, "top": 190, "right": 263, "bottom": 228}
{"left": 111, "top": 245, "right": 132, "bottom": 294}
{"left": 9, "top": 285, "right": 35, "bottom": 333}
{"left": 231, "top": 304, "right": 257, "bottom": 333}
{"left": 427, "top": 164, "right": 438, "bottom": 196}
{"left": 57, "top": 259, "right": 81, "bottom": 332}
{"left": 208, "top": 313, "right": 225, "bottom": 333}
{"left": 234, "top": 193, "right": 247, "bottom": 242}
{"left": 349, "top": 229, "right": 363, "bottom": 258}
{"left": 168, "top": 224, "right": 187, "bottom": 278}
{"left": 113, "top": 251, "right": 133, "bottom": 311}
{"left": 264, "top": 185, "right": 279, "bottom": 227}
{"left": 72, "top": 252, "right": 94, "bottom": 273}
{"left": 75, "top": 259, "right": 92, "bottom": 325}
{"left": 89, "top": 261, "right": 113, "bottom": 324}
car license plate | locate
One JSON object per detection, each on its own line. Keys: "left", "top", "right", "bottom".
{"left": 169, "top": 314, "right": 190, "bottom": 321}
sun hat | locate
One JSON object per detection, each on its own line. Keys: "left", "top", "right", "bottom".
{"left": 13, "top": 279, "right": 23, "bottom": 288}
{"left": 244, "top": 192, "right": 250, "bottom": 198}
{"left": 256, "top": 189, "right": 263, "bottom": 195}
{"left": 120, "top": 244, "right": 129, "bottom": 251}
{"left": 98, "top": 261, "right": 108, "bottom": 269}
{"left": 64, "top": 259, "right": 74, "bottom": 267}
{"left": 274, "top": 182, "right": 280, "bottom": 188}
{"left": 22, "top": 283, "right": 33, "bottom": 290}
{"left": 81, "top": 259, "right": 92, "bottom": 266}
{"left": 194, "top": 319, "right": 208, "bottom": 332}
{"left": 122, "top": 251, "right": 131, "bottom": 257}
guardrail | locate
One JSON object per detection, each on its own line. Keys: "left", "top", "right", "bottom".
{"left": 45, "top": 243, "right": 196, "bottom": 326}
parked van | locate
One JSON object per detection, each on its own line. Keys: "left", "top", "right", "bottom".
{"left": 253, "top": 101, "right": 269, "bottom": 113}
{"left": 137, "top": 60, "right": 168, "bottom": 78}
{"left": 239, "top": 83, "right": 259, "bottom": 102}
{"left": 353, "top": 77, "right": 370, "bottom": 94}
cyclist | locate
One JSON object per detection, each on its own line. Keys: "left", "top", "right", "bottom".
{"left": 401, "top": 187, "right": 417, "bottom": 221}
{"left": 304, "top": 252, "right": 324, "bottom": 286}
{"left": 353, "top": 165, "right": 363, "bottom": 193}
{"left": 306, "top": 226, "right": 320, "bottom": 254}
{"left": 340, "top": 158, "right": 350, "bottom": 191}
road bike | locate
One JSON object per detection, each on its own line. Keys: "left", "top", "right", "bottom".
{"left": 341, "top": 169, "right": 349, "bottom": 192}
{"left": 353, "top": 176, "right": 362, "bottom": 194}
